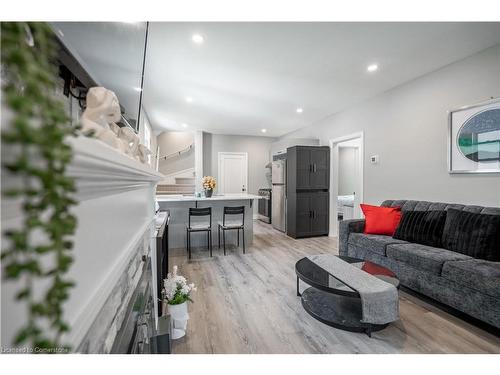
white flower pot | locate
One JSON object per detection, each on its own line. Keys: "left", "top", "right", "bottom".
{"left": 168, "top": 302, "right": 189, "bottom": 339}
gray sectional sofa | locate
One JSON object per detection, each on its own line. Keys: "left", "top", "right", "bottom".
{"left": 339, "top": 199, "right": 500, "bottom": 329}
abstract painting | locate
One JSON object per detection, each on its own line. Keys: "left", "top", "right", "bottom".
{"left": 449, "top": 98, "right": 500, "bottom": 173}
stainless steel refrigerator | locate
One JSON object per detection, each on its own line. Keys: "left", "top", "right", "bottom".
{"left": 271, "top": 160, "right": 286, "bottom": 232}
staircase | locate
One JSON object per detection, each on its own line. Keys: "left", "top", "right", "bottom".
{"left": 156, "top": 176, "right": 196, "bottom": 195}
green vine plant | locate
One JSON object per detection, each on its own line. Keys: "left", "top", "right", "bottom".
{"left": 1, "top": 22, "right": 79, "bottom": 351}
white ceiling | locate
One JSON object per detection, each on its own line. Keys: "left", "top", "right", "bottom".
{"left": 146, "top": 23, "right": 498, "bottom": 136}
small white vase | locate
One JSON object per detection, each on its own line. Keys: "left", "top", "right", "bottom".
{"left": 168, "top": 302, "right": 189, "bottom": 339}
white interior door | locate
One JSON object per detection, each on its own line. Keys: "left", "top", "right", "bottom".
{"left": 218, "top": 152, "right": 248, "bottom": 194}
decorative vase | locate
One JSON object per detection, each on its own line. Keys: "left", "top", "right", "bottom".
{"left": 204, "top": 189, "right": 213, "bottom": 198}
{"left": 168, "top": 302, "right": 189, "bottom": 339}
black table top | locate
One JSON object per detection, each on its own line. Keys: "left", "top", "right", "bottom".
{"left": 295, "top": 255, "right": 399, "bottom": 297}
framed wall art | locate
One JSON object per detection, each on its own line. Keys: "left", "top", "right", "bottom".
{"left": 448, "top": 98, "right": 500, "bottom": 174}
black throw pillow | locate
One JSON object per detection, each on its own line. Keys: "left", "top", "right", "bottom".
{"left": 393, "top": 210, "right": 447, "bottom": 248}
{"left": 442, "top": 208, "right": 500, "bottom": 261}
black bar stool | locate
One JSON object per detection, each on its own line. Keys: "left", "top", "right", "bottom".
{"left": 186, "top": 207, "right": 212, "bottom": 259}
{"left": 218, "top": 206, "right": 245, "bottom": 255}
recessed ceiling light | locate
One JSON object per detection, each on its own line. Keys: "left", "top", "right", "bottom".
{"left": 261, "top": 128, "right": 267, "bottom": 133}
{"left": 192, "top": 34, "right": 204, "bottom": 44}
{"left": 134, "top": 87, "right": 142, "bottom": 92}
{"left": 185, "top": 97, "right": 193, "bottom": 103}
{"left": 182, "top": 123, "right": 188, "bottom": 128}
{"left": 367, "top": 64, "right": 379, "bottom": 72}
{"left": 296, "top": 107, "right": 303, "bottom": 114}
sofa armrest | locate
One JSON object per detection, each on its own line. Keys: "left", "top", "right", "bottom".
{"left": 339, "top": 219, "right": 365, "bottom": 256}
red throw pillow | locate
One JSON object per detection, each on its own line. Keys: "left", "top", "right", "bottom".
{"left": 360, "top": 204, "right": 402, "bottom": 236}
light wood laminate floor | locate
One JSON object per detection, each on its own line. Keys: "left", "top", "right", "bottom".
{"left": 169, "top": 220, "right": 500, "bottom": 354}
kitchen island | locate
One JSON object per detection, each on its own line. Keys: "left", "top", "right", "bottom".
{"left": 156, "top": 194, "right": 261, "bottom": 251}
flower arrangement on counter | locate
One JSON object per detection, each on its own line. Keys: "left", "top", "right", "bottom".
{"left": 202, "top": 176, "right": 217, "bottom": 197}
{"left": 202, "top": 175, "right": 217, "bottom": 190}
{"left": 162, "top": 266, "right": 197, "bottom": 305}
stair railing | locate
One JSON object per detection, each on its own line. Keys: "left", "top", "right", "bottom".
{"left": 159, "top": 143, "right": 194, "bottom": 161}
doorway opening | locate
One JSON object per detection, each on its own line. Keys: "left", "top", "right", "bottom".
{"left": 329, "top": 132, "right": 364, "bottom": 237}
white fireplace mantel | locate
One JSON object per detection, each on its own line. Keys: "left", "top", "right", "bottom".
{"left": 1, "top": 135, "right": 164, "bottom": 351}
{"left": 67, "top": 136, "right": 164, "bottom": 200}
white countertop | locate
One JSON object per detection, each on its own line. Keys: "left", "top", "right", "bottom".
{"left": 156, "top": 193, "right": 262, "bottom": 202}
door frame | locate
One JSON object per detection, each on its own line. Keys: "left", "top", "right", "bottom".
{"left": 217, "top": 152, "right": 248, "bottom": 194}
{"left": 194, "top": 130, "right": 204, "bottom": 192}
{"left": 329, "top": 132, "right": 364, "bottom": 237}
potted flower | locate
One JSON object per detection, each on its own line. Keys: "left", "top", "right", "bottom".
{"left": 202, "top": 175, "right": 217, "bottom": 198}
{"left": 162, "top": 265, "right": 196, "bottom": 339}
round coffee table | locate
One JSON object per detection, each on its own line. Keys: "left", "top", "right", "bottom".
{"left": 295, "top": 255, "right": 399, "bottom": 336}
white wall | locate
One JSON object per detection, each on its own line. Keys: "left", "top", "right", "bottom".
{"left": 339, "top": 147, "right": 359, "bottom": 196}
{"left": 270, "top": 137, "right": 319, "bottom": 156}
{"left": 157, "top": 131, "right": 195, "bottom": 176}
{"left": 281, "top": 44, "right": 500, "bottom": 207}
{"left": 203, "top": 133, "right": 276, "bottom": 215}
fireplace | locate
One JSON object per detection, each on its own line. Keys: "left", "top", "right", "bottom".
{"left": 111, "top": 255, "right": 171, "bottom": 354}
{"left": 111, "top": 252, "right": 156, "bottom": 353}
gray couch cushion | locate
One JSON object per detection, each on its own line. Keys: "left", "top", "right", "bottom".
{"left": 348, "top": 233, "right": 408, "bottom": 256}
{"left": 386, "top": 243, "right": 472, "bottom": 275}
{"left": 442, "top": 259, "right": 500, "bottom": 298}
{"left": 381, "top": 200, "right": 500, "bottom": 215}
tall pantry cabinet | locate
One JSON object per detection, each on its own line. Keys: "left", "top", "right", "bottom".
{"left": 286, "top": 146, "right": 330, "bottom": 238}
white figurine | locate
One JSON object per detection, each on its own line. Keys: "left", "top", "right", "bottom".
{"left": 137, "top": 144, "right": 152, "bottom": 164}
{"left": 108, "top": 121, "right": 121, "bottom": 136}
{"left": 118, "top": 126, "right": 140, "bottom": 157}
{"left": 80, "top": 87, "right": 123, "bottom": 150}
{"left": 108, "top": 122, "right": 129, "bottom": 154}
{"left": 81, "top": 87, "right": 151, "bottom": 165}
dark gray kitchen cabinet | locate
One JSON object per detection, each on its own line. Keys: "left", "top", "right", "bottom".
{"left": 287, "top": 192, "right": 329, "bottom": 238}
{"left": 287, "top": 146, "right": 330, "bottom": 190}
{"left": 296, "top": 150, "right": 311, "bottom": 189}
{"left": 295, "top": 193, "right": 312, "bottom": 236}
{"left": 286, "top": 146, "right": 330, "bottom": 238}
{"left": 310, "top": 192, "right": 329, "bottom": 235}
{"left": 309, "top": 148, "right": 329, "bottom": 189}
